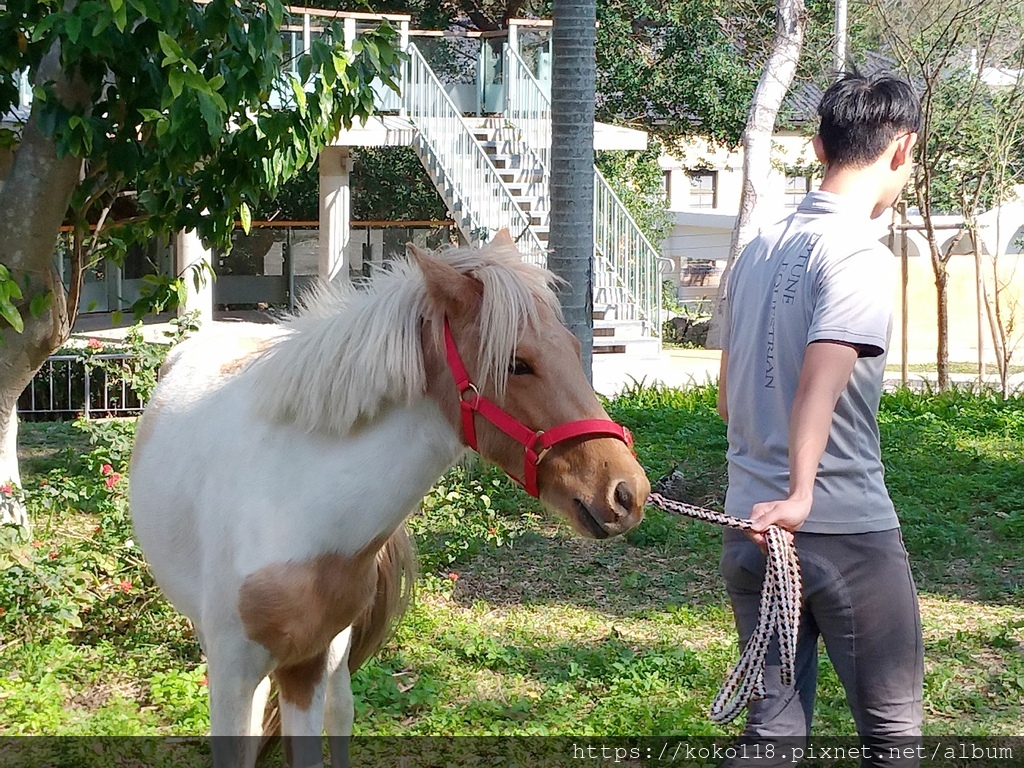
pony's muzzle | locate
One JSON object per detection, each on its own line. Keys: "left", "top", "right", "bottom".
{"left": 570, "top": 475, "right": 647, "bottom": 539}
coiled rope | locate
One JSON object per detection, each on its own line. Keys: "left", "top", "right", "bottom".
{"left": 646, "top": 492, "right": 802, "bottom": 725}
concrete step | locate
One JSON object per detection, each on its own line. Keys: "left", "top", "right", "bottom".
{"left": 593, "top": 336, "right": 661, "bottom": 356}
{"left": 500, "top": 171, "right": 545, "bottom": 185}
{"left": 594, "top": 319, "right": 648, "bottom": 339}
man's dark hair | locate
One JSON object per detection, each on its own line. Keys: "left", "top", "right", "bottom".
{"left": 817, "top": 71, "right": 921, "bottom": 167}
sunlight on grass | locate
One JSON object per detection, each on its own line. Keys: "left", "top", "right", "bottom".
{"left": 1, "top": 384, "right": 1022, "bottom": 737}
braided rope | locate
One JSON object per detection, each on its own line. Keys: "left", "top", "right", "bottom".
{"left": 646, "top": 492, "right": 802, "bottom": 725}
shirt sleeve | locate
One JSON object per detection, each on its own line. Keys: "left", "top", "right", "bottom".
{"left": 808, "top": 244, "right": 894, "bottom": 358}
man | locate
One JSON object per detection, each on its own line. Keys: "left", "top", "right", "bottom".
{"left": 716, "top": 72, "right": 923, "bottom": 765}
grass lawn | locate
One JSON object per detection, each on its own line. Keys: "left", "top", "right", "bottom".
{"left": 1, "top": 384, "right": 1022, "bottom": 740}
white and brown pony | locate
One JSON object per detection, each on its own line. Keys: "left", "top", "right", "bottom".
{"left": 129, "top": 232, "right": 649, "bottom": 767}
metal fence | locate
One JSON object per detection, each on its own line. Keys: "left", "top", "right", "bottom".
{"left": 18, "top": 353, "right": 145, "bottom": 421}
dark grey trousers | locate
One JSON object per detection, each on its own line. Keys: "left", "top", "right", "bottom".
{"left": 719, "top": 527, "right": 924, "bottom": 767}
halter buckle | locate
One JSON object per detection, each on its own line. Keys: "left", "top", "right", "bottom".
{"left": 532, "top": 430, "right": 550, "bottom": 465}
{"left": 460, "top": 382, "right": 481, "bottom": 408}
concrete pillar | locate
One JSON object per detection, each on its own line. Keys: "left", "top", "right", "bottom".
{"left": 319, "top": 146, "right": 353, "bottom": 283}
{"left": 174, "top": 229, "right": 214, "bottom": 325}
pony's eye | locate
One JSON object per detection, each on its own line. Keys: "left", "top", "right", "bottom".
{"left": 509, "top": 358, "right": 534, "bottom": 376}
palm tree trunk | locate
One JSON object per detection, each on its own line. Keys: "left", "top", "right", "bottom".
{"left": 548, "top": 0, "right": 596, "bottom": 380}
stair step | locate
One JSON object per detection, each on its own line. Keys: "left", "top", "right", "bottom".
{"left": 500, "top": 172, "right": 545, "bottom": 185}
{"left": 593, "top": 336, "right": 661, "bottom": 356}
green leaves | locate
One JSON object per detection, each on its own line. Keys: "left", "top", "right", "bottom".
{"left": 7, "top": 1, "right": 404, "bottom": 324}
{"left": 0, "top": 264, "right": 24, "bottom": 333}
{"left": 29, "top": 291, "right": 53, "bottom": 319}
{"left": 239, "top": 202, "right": 252, "bottom": 235}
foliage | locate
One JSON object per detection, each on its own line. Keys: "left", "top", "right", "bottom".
{"left": 595, "top": 140, "right": 674, "bottom": 246}
{"left": 0, "top": 0, "right": 404, "bottom": 317}
{"left": 409, "top": 459, "right": 540, "bottom": 573}
{"left": 352, "top": 147, "right": 449, "bottom": 222}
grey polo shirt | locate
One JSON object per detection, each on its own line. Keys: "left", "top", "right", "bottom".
{"left": 721, "top": 191, "right": 898, "bottom": 533}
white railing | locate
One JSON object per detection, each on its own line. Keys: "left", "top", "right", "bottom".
{"left": 403, "top": 43, "right": 544, "bottom": 263}
{"left": 504, "top": 47, "right": 662, "bottom": 336}
{"left": 593, "top": 175, "right": 660, "bottom": 327}
{"left": 505, "top": 49, "right": 551, "bottom": 173}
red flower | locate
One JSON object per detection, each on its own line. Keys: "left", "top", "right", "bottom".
{"left": 87, "top": 338, "right": 103, "bottom": 349}
{"left": 105, "top": 473, "right": 121, "bottom": 488}
{"left": 447, "top": 572, "right": 459, "bottom": 581}
{"left": 48, "top": 551, "right": 59, "bottom": 561}
{"left": 100, "top": 464, "right": 113, "bottom": 476}
{"left": 199, "top": 675, "right": 208, "bottom": 687}
{"left": 0, "top": 484, "right": 11, "bottom": 495}
{"left": 119, "top": 580, "right": 132, "bottom": 593}
{"left": 488, "top": 527, "right": 497, "bottom": 535}
{"left": 0, "top": 607, "right": 6, "bottom": 618}
{"left": 31, "top": 539, "right": 43, "bottom": 548}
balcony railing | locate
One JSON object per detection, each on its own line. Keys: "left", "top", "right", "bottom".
{"left": 403, "top": 43, "right": 545, "bottom": 263}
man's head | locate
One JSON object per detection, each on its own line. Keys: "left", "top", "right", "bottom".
{"left": 812, "top": 71, "right": 921, "bottom": 216}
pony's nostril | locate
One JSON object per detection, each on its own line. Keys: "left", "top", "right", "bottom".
{"left": 614, "top": 481, "right": 635, "bottom": 516}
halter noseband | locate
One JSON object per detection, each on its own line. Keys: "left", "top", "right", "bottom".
{"left": 443, "top": 317, "right": 633, "bottom": 498}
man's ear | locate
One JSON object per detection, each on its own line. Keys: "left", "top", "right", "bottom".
{"left": 891, "top": 132, "right": 918, "bottom": 170}
{"left": 811, "top": 134, "right": 828, "bottom": 166}
{"left": 407, "top": 243, "right": 482, "bottom": 320}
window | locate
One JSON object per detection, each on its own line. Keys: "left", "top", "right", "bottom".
{"left": 784, "top": 174, "right": 811, "bottom": 207}
{"left": 664, "top": 170, "right": 672, "bottom": 203}
{"left": 688, "top": 170, "right": 717, "bottom": 209}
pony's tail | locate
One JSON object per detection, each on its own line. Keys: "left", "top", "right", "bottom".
{"left": 259, "top": 526, "right": 416, "bottom": 752}
{"left": 348, "top": 523, "right": 417, "bottom": 673}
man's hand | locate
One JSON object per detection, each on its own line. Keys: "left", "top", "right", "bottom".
{"left": 745, "top": 495, "right": 812, "bottom": 551}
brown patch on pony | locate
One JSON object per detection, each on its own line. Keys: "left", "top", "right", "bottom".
{"left": 347, "top": 524, "right": 417, "bottom": 672}
{"left": 219, "top": 338, "right": 272, "bottom": 376}
{"left": 237, "top": 540, "right": 384, "bottom": 671}
{"left": 274, "top": 651, "right": 328, "bottom": 711}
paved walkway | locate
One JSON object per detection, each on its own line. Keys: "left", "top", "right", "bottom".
{"left": 71, "top": 317, "right": 1022, "bottom": 397}
{"left": 592, "top": 348, "right": 722, "bottom": 398}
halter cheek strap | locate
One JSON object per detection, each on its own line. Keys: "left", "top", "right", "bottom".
{"left": 443, "top": 317, "right": 633, "bottom": 498}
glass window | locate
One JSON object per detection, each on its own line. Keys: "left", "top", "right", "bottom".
{"left": 688, "top": 170, "right": 717, "bottom": 209}
{"left": 784, "top": 174, "right": 811, "bottom": 207}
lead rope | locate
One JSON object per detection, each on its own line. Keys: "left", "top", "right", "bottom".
{"left": 646, "top": 492, "right": 802, "bottom": 725}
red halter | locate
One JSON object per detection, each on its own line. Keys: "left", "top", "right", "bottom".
{"left": 443, "top": 317, "right": 633, "bottom": 498}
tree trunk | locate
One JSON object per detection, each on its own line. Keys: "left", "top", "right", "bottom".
{"left": 934, "top": 262, "right": 949, "bottom": 391}
{"left": 0, "top": 46, "right": 85, "bottom": 528}
{"left": 549, "top": 0, "right": 596, "bottom": 380}
{"left": 707, "top": 0, "right": 807, "bottom": 349}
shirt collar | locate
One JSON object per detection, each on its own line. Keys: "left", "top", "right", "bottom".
{"left": 796, "top": 190, "right": 859, "bottom": 216}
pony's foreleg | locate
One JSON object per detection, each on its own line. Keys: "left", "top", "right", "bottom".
{"left": 324, "top": 629, "right": 355, "bottom": 768}
{"left": 276, "top": 653, "right": 330, "bottom": 768}
{"left": 206, "top": 633, "right": 273, "bottom": 768}
{"left": 250, "top": 675, "right": 272, "bottom": 737}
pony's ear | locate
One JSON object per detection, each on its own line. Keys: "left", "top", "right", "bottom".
{"left": 407, "top": 243, "right": 482, "bottom": 319}
{"left": 491, "top": 228, "right": 515, "bottom": 247}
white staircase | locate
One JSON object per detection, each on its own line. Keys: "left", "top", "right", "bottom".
{"left": 403, "top": 41, "right": 662, "bottom": 355}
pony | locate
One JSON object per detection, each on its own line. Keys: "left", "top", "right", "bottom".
{"left": 129, "top": 231, "right": 649, "bottom": 768}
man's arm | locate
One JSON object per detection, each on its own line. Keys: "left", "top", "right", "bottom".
{"left": 747, "top": 340, "right": 858, "bottom": 544}
{"left": 717, "top": 351, "right": 729, "bottom": 424}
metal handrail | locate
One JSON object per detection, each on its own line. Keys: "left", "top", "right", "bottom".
{"left": 505, "top": 46, "right": 662, "bottom": 336}
{"left": 403, "top": 43, "right": 544, "bottom": 264}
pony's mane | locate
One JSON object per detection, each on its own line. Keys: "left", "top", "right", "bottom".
{"left": 248, "top": 242, "right": 561, "bottom": 436}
